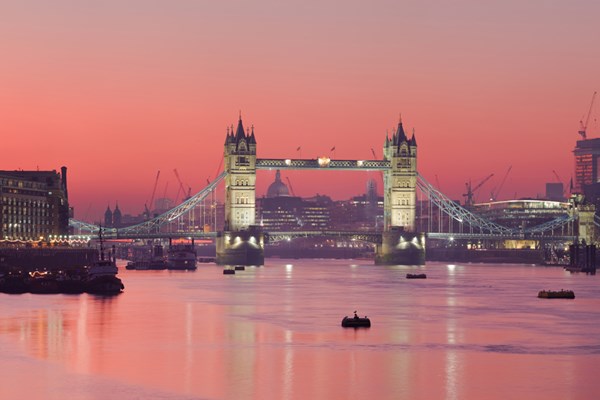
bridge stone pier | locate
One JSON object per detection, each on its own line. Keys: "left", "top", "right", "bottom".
{"left": 216, "top": 115, "right": 425, "bottom": 266}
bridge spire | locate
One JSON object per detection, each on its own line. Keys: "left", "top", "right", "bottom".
{"left": 235, "top": 115, "right": 245, "bottom": 140}
{"left": 396, "top": 115, "right": 407, "bottom": 143}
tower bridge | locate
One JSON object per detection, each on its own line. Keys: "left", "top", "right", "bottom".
{"left": 217, "top": 115, "right": 422, "bottom": 265}
{"left": 69, "top": 115, "right": 583, "bottom": 265}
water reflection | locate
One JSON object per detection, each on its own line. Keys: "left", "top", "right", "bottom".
{"left": 0, "top": 261, "right": 599, "bottom": 399}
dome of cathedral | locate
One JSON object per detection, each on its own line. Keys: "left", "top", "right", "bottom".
{"left": 267, "top": 170, "right": 290, "bottom": 198}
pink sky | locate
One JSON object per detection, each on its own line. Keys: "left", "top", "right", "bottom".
{"left": 1, "top": 0, "right": 598, "bottom": 222}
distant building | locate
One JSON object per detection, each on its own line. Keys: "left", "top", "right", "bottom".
{"left": 258, "top": 170, "right": 302, "bottom": 231}
{"left": 573, "top": 138, "right": 600, "bottom": 204}
{"left": 113, "top": 203, "right": 122, "bottom": 227}
{"left": 257, "top": 170, "right": 331, "bottom": 231}
{"left": 0, "top": 167, "right": 70, "bottom": 240}
{"left": 104, "top": 205, "right": 113, "bottom": 227}
{"left": 330, "top": 179, "right": 383, "bottom": 231}
{"left": 545, "top": 182, "right": 565, "bottom": 202}
{"left": 473, "top": 199, "right": 570, "bottom": 231}
{"left": 104, "top": 203, "right": 123, "bottom": 228}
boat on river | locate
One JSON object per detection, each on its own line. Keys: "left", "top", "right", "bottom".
{"left": 538, "top": 289, "right": 575, "bottom": 299}
{"left": 85, "top": 228, "right": 124, "bottom": 295}
{"left": 167, "top": 238, "right": 197, "bottom": 270}
{"left": 126, "top": 245, "right": 168, "bottom": 270}
{"left": 341, "top": 312, "right": 371, "bottom": 328}
{"left": 406, "top": 273, "right": 427, "bottom": 279}
{"left": 126, "top": 259, "right": 169, "bottom": 270}
{"left": 0, "top": 271, "right": 29, "bottom": 294}
{"left": 28, "top": 270, "right": 60, "bottom": 294}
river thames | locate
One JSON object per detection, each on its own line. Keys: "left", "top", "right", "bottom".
{"left": 1, "top": 260, "right": 599, "bottom": 399}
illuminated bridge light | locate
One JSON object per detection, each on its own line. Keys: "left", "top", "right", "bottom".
{"left": 317, "top": 157, "right": 331, "bottom": 167}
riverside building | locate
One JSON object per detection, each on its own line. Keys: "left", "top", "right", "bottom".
{"left": 0, "top": 167, "right": 70, "bottom": 241}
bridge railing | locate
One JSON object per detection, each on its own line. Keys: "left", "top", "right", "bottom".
{"left": 416, "top": 173, "right": 516, "bottom": 235}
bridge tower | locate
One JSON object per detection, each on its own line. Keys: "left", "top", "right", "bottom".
{"left": 376, "top": 117, "right": 425, "bottom": 265}
{"left": 216, "top": 116, "right": 265, "bottom": 265}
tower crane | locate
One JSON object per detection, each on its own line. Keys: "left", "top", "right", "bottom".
{"left": 552, "top": 170, "right": 563, "bottom": 184}
{"left": 145, "top": 170, "right": 160, "bottom": 217}
{"left": 285, "top": 176, "right": 296, "bottom": 196}
{"left": 552, "top": 170, "right": 567, "bottom": 197}
{"left": 579, "top": 91, "right": 597, "bottom": 140}
{"left": 463, "top": 173, "right": 494, "bottom": 207}
{"left": 490, "top": 166, "right": 512, "bottom": 201}
{"left": 370, "top": 148, "right": 384, "bottom": 183}
{"left": 173, "top": 169, "right": 191, "bottom": 204}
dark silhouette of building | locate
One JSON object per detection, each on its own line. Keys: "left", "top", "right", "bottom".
{"left": 104, "top": 205, "right": 113, "bottom": 227}
{"left": 113, "top": 203, "right": 122, "bottom": 227}
{"left": 546, "top": 183, "right": 565, "bottom": 202}
{"left": 104, "top": 203, "right": 123, "bottom": 228}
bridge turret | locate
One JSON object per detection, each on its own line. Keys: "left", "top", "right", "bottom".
{"left": 223, "top": 115, "right": 257, "bottom": 231}
{"left": 218, "top": 115, "right": 264, "bottom": 265}
{"left": 383, "top": 116, "right": 417, "bottom": 231}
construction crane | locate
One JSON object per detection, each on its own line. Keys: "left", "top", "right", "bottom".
{"left": 552, "top": 170, "right": 568, "bottom": 197}
{"left": 286, "top": 176, "right": 296, "bottom": 196}
{"left": 552, "top": 170, "right": 563, "bottom": 184}
{"left": 161, "top": 181, "right": 170, "bottom": 208}
{"left": 578, "top": 91, "right": 597, "bottom": 139}
{"left": 463, "top": 173, "right": 494, "bottom": 207}
{"left": 173, "top": 169, "right": 191, "bottom": 204}
{"left": 145, "top": 170, "right": 160, "bottom": 217}
{"left": 370, "top": 148, "right": 384, "bottom": 183}
{"left": 490, "top": 166, "right": 512, "bottom": 201}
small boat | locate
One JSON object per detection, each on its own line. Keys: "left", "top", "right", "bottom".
{"left": 223, "top": 269, "right": 235, "bottom": 275}
{"left": 406, "top": 273, "right": 427, "bottom": 279}
{"left": 234, "top": 265, "right": 245, "bottom": 271}
{"left": 538, "top": 289, "right": 575, "bottom": 299}
{"left": 341, "top": 312, "right": 371, "bottom": 328}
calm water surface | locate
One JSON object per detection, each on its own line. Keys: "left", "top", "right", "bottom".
{"left": 1, "top": 260, "right": 599, "bottom": 400}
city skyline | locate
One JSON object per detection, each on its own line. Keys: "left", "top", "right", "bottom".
{"left": 1, "top": 1, "right": 598, "bottom": 222}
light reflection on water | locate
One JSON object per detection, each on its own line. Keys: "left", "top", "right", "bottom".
{"left": 0, "top": 260, "right": 599, "bottom": 399}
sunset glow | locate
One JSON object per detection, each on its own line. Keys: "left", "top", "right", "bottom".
{"left": 1, "top": 1, "right": 598, "bottom": 222}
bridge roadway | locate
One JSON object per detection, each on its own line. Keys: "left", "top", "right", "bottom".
{"left": 71, "top": 230, "right": 575, "bottom": 243}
